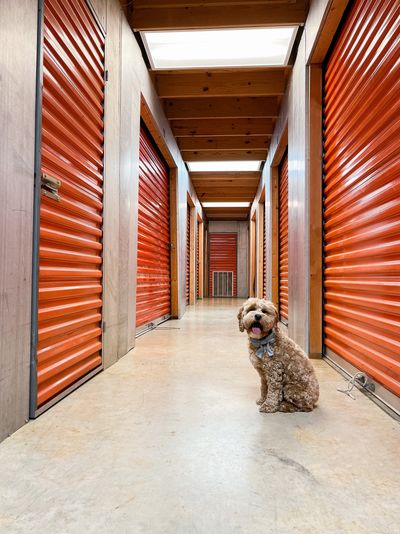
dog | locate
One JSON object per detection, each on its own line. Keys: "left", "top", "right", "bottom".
{"left": 237, "top": 298, "right": 319, "bottom": 413}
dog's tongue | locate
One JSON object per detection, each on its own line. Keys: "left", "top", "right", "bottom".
{"left": 252, "top": 326, "right": 262, "bottom": 335}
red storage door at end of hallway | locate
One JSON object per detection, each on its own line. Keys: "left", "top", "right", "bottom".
{"left": 323, "top": 0, "right": 400, "bottom": 399}
{"left": 278, "top": 152, "right": 289, "bottom": 323}
{"left": 35, "top": 0, "right": 105, "bottom": 411}
{"left": 136, "top": 126, "right": 171, "bottom": 330}
{"left": 209, "top": 233, "right": 237, "bottom": 297}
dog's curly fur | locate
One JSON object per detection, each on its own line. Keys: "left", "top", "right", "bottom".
{"left": 237, "top": 298, "right": 319, "bottom": 413}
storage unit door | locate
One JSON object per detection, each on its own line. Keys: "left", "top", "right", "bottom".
{"left": 35, "top": 0, "right": 105, "bottom": 411}
{"left": 278, "top": 153, "right": 289, "bottom": 323}
{"left": 323, "top": 0, "right": 400, "bottom": 399}
{"left": 209, "top": 233, "right": 237, "bottom": 297}
{"left": 263, "top": 209, "right": 267, "bottom": 299}
{"left": 136, "top": 126, "right": 171, "bottom": 330}
{"left": 196, "top": 223, "right": 200, "bottom": 299}
{"left": 186, "top": 204, "right": 190, "bottom": 305}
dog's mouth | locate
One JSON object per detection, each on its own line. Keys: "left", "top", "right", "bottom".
{"left": 251, "top": 321, "right": 263, "bottom": 335}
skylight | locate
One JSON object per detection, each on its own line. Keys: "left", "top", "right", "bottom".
{"left": 203, "top": 202, "right": 250, "bottom": 208}
{"left": 142, "top": 27, "right": 298, "bottom": 70}
{"left": 188, "top": 161, "right": 261, "bottom": 172}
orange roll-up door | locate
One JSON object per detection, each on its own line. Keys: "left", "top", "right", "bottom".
{"left": 196, "top": 222, "right": 200, "bottom": 299}
{"left": 278, "top": 152, "right": 289, "bottom": 323}
{"left": 209, "top": 233, "right": 237, "bottom": 297}
{"left": 323, "top": 0, "right": 400, "bottom": 397}
{"left": 35, "top": 0, "right": 105, "bottom": 410}
{"left": 136, "top": 126, "right": 171, "bottom": 331}
{"left": 186, "top": 204, "right": 190, "bottom": 305}
{"left": 263, "top": 209, "right": 267, "bottom": 299}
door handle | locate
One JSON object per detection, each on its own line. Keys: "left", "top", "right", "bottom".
{"left": 41, "top": 173, "right": 61, "bottom": 201}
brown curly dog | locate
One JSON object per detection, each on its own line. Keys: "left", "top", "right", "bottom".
{"left": 237, "top": 298, "right": 319, "bottom": 413}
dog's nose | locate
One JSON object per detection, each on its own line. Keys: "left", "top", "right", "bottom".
{"left": 254, "top": 314, "right": 262, "bottom": 321}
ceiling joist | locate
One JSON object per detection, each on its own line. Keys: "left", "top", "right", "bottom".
{"left": 179, "top": 136, "right": 270, "bottom": 150}
{"left": 153, "top": 69, "right": 287, "bottom": 98}
{"left": 164, "top": 96, "right": 280, "bottom": 120}
{"left": 132, "top": 2, "right": 306, "bottom": 30}
{"left": 171, "top": 118, "right": 274, "bottom": 137}
{"left": 183, "top": 150, "right": 266, "bottom": 161}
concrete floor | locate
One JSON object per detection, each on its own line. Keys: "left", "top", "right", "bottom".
{"left": 0, "top": 299, "right": 399, "bottom": 534}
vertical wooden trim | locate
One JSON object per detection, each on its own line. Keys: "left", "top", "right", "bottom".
{"left": 249, "top": 214, "right": 256, "bottom": 297}
{"left": 271, "top": 166, "right": 279, "bottom": 308}
{"left": 198, "top": 218, "right": 204, "bottom": 299}
{"left": 204, "top": 224, "right": 209, "bottom": 297}
{"left": 189, "top": 206, "right": 196, "bottom": 305}
{"left": 256, "top": 203, "right": 264, "bottom": 298}
{"left": 170, "top": 169, "right": 179, "bottom": 317}
{"left": 309, "top": 65, "right": 323, "bottom": 358}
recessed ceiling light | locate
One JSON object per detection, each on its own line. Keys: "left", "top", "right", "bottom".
{"left": 188, "top": 161, "right": 261, "bottom": 172}
{"left": 203, "top": 202, "right": 250, "bottom": 208}
{"left": 142, "top": 27, "right": 298, "bottom": 70}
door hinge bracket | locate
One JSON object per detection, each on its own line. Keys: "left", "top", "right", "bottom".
{"left": 102, "top": 321, "right": 106, "bottom": 332}
{"left": 104, "top": 69, "right": 109, "bottom": 82}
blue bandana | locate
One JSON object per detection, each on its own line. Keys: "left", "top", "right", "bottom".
{"left": 250, "top": 331, "right": 276, "bottom": 359}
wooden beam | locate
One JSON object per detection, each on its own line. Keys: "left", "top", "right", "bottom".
{"left": 154, "top": 69, "right": 287, "bottom": 98}
{"left": 164, "top": 97, "right": 279, "bottom": 120}
{"left": 132, "top": 3, "right": 306, "bottom": 30}
{"left": 197, "top": 195, "right": 258, "bottom": 202}
{"left": 172, "top": 118, "right": 274, "bottom": 137}
{"left": 190, "top": 171, "right": 261, "bottom": 181}
{"left": 179, "top": 136, "right": 270, "bottom": 151}
{"left": 135, "top": 1, "right": 299, "bottom": 7}
{"left": 183, "top": 150, "right": 266, "bottom": 161}
{"left": 192, "top": 181, "right": 260, "bottom": 189}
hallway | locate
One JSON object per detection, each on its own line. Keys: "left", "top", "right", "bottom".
{"left": 0, "top": 300, "right": 399, "bottom": 533}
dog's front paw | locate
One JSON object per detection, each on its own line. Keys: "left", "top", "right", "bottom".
{"left": 259, "top": 402, "right": 279, "bottom": 413}
{"left": 256, "top": 397, "right": 266, "bottom": 405}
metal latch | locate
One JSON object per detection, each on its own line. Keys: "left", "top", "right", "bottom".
{"left": 41, "top": 173, "right": 61, "bottom": 201}
{"left": 337, "top": 372, "right": 375, "bottom": 400}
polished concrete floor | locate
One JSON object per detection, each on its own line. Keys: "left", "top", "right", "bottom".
{"left": 0, "top": 299, "right": 399, "bottom": 534}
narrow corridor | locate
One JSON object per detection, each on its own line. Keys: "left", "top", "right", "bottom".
{"left": 0, "top": 300, "right": 398, "bottom": 533}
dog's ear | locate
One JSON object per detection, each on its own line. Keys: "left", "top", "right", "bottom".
{"left": 237, "top": 305, "right": 245, "bottom": 332}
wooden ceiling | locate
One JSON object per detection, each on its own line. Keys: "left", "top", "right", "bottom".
{"left": 130, "top": 1, "right": 307, "bottom": 220}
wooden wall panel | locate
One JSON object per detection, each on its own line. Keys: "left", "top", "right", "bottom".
{"left": 288, "top": 38, "right": 309, "bottom": 352}
{"left": 0, "top": 0, "right": 37, "bottom": 440}
{"left": 102, "top": 0, "right": 122, "bottom": 368}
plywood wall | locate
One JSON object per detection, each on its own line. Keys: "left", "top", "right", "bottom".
{"left": 0, "top": 0, "right": 37, "bottom": 442}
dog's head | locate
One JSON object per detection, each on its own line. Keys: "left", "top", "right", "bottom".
{"left": 237, "top": 298, "right": 278, "bottom": 339}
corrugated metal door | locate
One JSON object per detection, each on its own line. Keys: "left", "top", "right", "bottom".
{"left": 136, "top": 126, "right": 171, "bottom": 330}
{"left": 263, "top": 209, "right": 267, "bottom": 298}
{"left": 209, "top": 233, "right": 237, "bottom": 297}
{"left": 323, "top": 0, "right": 400, "bottom": 398}
{"left": 196, "top": 222, "right": 200, "bottom": 299}
{"left": 278, "top": 152, "right": 289, "bottom": 323}
{"left": 186, "top": 204, "right": 190, "bottom": 305}
{"left": 35, "top": 0, "right": 105, "bottom": 411}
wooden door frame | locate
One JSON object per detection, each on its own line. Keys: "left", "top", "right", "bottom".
{"left": 306, "top": 1, "right": 350, "bottom": 356}
{"left": 256, "top": 188, "right": 265, "bottom": 298}
{"left": 270, "top": 124, "right": 288, "bottom": 312}
{"left": 140, "top": 96, "right": 179, "bottom": 318}
{"left": 197, "top": 213, "right": 204, "bottom": 300}
{"left": 187, "top": 192, "right": 196, "bottom": 306}
{"left": 249, "top": 212, "right": 256, "bottom": 297}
